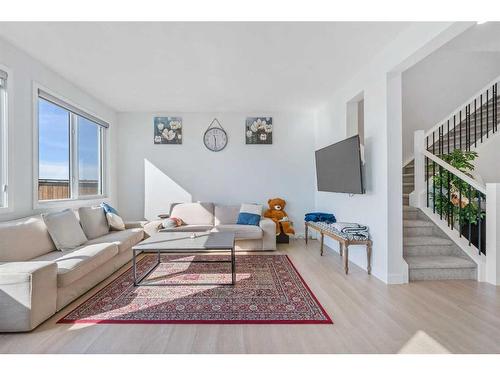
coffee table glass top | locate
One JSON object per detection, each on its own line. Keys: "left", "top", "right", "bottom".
{"left": 132, "top": 232, "right": 235, "bottom": 251}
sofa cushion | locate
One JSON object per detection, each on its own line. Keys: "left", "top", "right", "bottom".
{"left": 0, "top": 215, "right": 56, "bottom": 261}
{"left": 42, "top": 209, "right": 88, "bottom": 251}
{"left": 86, "top": 228, "right": 144, "bottom": 254}
{"left": 78, "top": 206, "right": 110, "bottom": 240}
{"left": 212, "top": 224, "right": 263, "bottom": 240}
{"left": 170, "top": 202, "right": 214, "bottom": 225}
{"left": 159, "top": 224, "right": 212, "bottom": 233}
{"left": 214, "top": 205, "right": 240, "bottom": 225}
{"left": 32, "top": 243, "right": 119, "bottom": 287}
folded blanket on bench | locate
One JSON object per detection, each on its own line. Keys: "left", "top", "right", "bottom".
{"left": 304, "top": 212, "right": 336, "bottom": 223}
{"left": 313, "top": 221, "right": 370, "bottom": 240}
{"left": 335, "top": 223, "right": 370, "bottom": 239}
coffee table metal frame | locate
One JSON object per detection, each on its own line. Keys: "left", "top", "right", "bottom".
{"left": 132, "top": 233, "right": 236, "bottom": 287}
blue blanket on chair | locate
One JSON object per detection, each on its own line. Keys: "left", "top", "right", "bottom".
{"left": 304, "top": 212, "right": 336, "bottom": 224}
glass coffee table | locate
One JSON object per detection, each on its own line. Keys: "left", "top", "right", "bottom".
{"left": 131, "top": 231, "right": 236, "bottom": 286}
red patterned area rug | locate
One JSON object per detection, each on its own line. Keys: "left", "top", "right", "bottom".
{"left": 58, "top": 254, "right": 332, "bottom": 324}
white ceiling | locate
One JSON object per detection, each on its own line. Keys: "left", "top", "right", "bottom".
{"left": 0, "top": 22, "right": 412, "bottom": 112}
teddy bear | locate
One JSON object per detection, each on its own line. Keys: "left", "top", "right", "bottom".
{"left": 264, "top": 197, "right": 295, "bottom": 235}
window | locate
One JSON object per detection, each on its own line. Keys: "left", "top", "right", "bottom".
{"left": 37, "top": 89, "right": 107, "bottom": 202}
{"left": 0, "top": 69, "right": 7, "bottom": 208}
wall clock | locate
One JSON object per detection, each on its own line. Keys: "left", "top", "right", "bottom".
{"left": 204, "top": 118, "right": 228, "bottom": 152}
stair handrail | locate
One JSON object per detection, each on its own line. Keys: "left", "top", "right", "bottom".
{"left": 424, "top": 73, "right": 500, "bottom": 138}
{"left": 423, "top": 150, "right": 486, "bottom": 194}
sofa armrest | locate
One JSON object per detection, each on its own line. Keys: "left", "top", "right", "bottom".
{"left": 259, "top": 218, "right": 277, "bottom": 251}
{"left": 124, "top": 220, "right": 149, "bottom": 230}
{"left": 142, "top": 220, "right": 163, "bottom": 238}
{"left": 0, "top": 261, "right": 57, "bottom": 332}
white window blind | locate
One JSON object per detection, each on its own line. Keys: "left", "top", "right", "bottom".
{"left": 38, "top": 89, "right": 109, "bottom": 128}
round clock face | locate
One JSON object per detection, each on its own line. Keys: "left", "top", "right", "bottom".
{"left": 204, "top": 127, "right": 228, "bottom": 152}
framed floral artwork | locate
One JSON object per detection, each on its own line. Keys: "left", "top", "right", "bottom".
{"left": 246, "top": 117, "right": 272, "bottom": 144}
{"left": 154, "top": 117, "right": 182, "bottom": 144}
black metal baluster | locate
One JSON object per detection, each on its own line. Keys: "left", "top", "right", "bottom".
{"left": 487, "top": 89, "right": 490, "bottom": 137}
{"left": 477, "top": 192, "right": 482, "bottom": 255}
{"left": 432, "top": 131, "right": 436, "bottom": 213}
{"left": 440, "top": 125, "right": 444, "bottom": 155}
{"left": 460, "top": 110, "right": 463, "bottom": 149}
{"left": 453, "top": 114, "right": 457, "bottom": 151}
{"left": 426, "top": 141, "right": 429, "bottom": 208}
{"left": 480, "top": 94, "right": 484, "bottom": 143}
{"left": 468, "top": 185, "right": 472, "bottom": 246}
{"left": 447, "top": 119, "right": 450, "bottom": 155}
{"left": 447, "top": 168, "right": 451, "bottom": 227}
{"left": 495, "top": 83, "right": 498, "bottom": 133}
{"left": 439, "top": 165, "right": 443, "bottom": 220}
{"left": 433, "top": 164, "right": 436, "bottom": 214}
{"left": 467, "top": 104, "right": 471, "bottom": 151}
{"left": 474, "top": 99, "right": 477, "bottom": 147}
{"left": 459, "top": 187, "right": 462, "bottom": 238}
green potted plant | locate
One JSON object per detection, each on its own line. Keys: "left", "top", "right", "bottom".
{"left": 431, "top": 149, "right": 485, "bottom": 252}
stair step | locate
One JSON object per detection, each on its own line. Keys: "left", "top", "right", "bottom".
{"left": 406, "top": 255, "right": 477, "bottom": 281}
{"left": 406, "top": 255, "right": 475, "bottom": 269}
{"left": 403, "top": 219, "right": 433, "bottom": 228}
{"left": 404, "top": 236, "right": 452, "bottom": 246}
{"left": 403, "top": 205, "right": 418, "bottom": 212}
{"left": 404, "top": 236, "right": 457, "bottom": 256}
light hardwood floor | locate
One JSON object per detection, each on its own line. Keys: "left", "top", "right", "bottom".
{"left": 1, "top": 239, "right": 499, "bottom": 354}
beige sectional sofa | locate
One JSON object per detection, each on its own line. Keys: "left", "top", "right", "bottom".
{"left": 0, "top": 211, "right": 144, "bottom": 332}
{"left": 144, "top": 202, "right": 277, "bottom": 251}
{"left": 0, "top": 202, "right": 276, "bottom": 332}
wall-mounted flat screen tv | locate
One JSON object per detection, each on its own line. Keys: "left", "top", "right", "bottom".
{"left": 315, "top": 135, "right": 364, "bottom": 194}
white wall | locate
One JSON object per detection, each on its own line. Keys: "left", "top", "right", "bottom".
{"left": 314, "top": 22, "right": 463, "bottom": 283}
{"left": 117, "top": 112, "right": 316, "bottom": 233}
{"left": 0, "top": 36, "right": 118, "bottom": 221}
{"left": 474, "top": 134, "right": 500, "bottom": 183}
{"left": 402, "top": 50, "right": 500, "bottom": 163}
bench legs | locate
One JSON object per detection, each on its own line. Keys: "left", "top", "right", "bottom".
{"left": 367, "top": 243, "right": 372, "bottom": 275}
{"left": 320, "top": 233, "right": 324, "bottom": 256}
{"left": 343, "top": 245, "right": 349, "bottom": 274}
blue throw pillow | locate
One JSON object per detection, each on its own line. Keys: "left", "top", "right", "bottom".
{"left": 101, "top": 202, "right": 119, "bottom": 215}
{"left": 237, "top": 203, "right": 262, "bottom": 226}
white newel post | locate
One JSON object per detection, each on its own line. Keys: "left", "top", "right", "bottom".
{"left": 413, "top": 130, "right": 426, "bottom": 208}
{"left": 486, "top": 183, "right": 500, "bottom": 286}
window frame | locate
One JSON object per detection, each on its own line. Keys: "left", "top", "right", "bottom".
{"left": 0, "top": 66, "right": 11, "bottom": 213}
{"left": 33, "top": 83, "right": 109, "bottom": 209}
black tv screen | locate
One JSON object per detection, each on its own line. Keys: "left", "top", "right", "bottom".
{"left": 315, "top": 135, "right": 364, "bottom": 194}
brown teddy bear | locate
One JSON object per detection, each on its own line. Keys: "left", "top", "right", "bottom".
{"left": 264, "top": 197, "right": 295, "bottom": 235}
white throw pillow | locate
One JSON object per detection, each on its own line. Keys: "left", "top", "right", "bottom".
{"left": 42, "top": 209, "right": 88, "bottom": 251}
{"left": 78, "top": 206, "right": 110, "bottom": 240}
{"left": 106, "top": 212, "right": 125, "bottom": 231}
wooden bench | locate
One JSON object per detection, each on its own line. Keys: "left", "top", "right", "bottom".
{"left": 305, "top": 221, "right": 372, "bottom": 275}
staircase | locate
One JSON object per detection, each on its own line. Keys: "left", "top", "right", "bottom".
{"left": 400, "top": 82, "right": 500, "bottom": 282}
{"left": 403, "top": 206, "right": 477, "bottom": 281}
{"left": 403, "top": 161, "right": 477, "bottom": 280}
